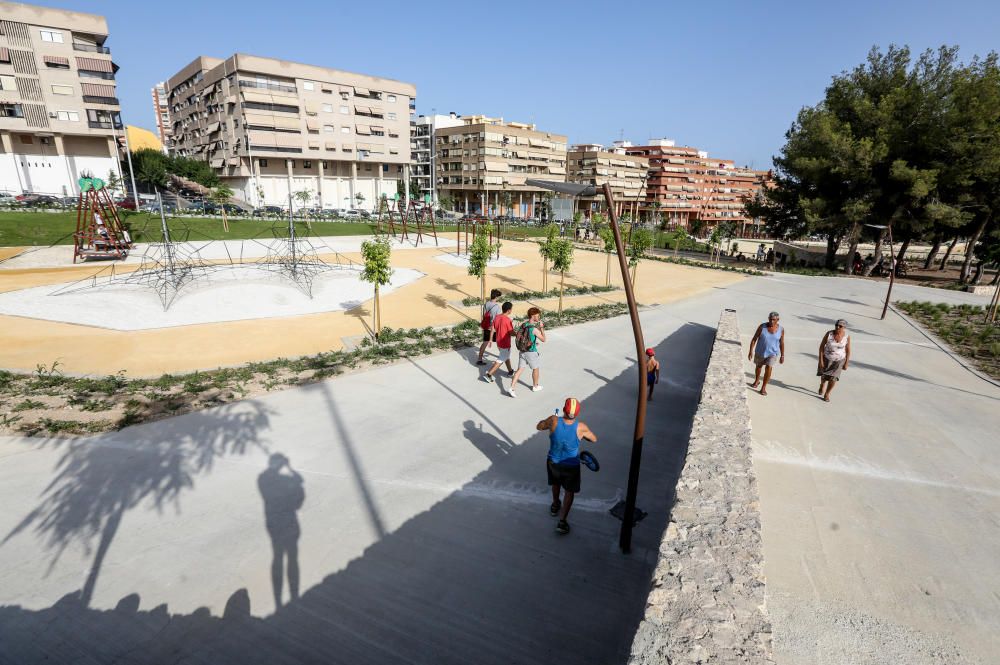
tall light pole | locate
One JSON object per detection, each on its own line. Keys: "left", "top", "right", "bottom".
{"left": 527, "top": 179, "right": 647, "bottom": 553}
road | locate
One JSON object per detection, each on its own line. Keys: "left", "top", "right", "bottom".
{"left": 0, "top": 271, "right": 996, "bottom": 664}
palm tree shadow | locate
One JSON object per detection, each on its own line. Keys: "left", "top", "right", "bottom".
{"left": 346, "top": 304, "right": 374, "bottom": 337}
{"left": 425, "top": 293, "right": 449, "bottom": 309}
{"left": 434, "top": 277, "right": 474, "bottom": 299}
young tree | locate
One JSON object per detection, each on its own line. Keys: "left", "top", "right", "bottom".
{"left": 550, "top": 238, "right": 575, "bottom": 314}
{"left": 360, "top": 235, "right": 393, "bottom": 341}
{"left": 669, "top": 227, "right": 687, "bottom": 257}
{"left": 467, "top": 230, "right": 491, "bottom": 304}
{"left": 355, "top": 192, "right": 366, "bottom": 210}
{"left": 210, "top": 184, "right": 235, "bottom": 232}
{"left": 106, "top": 169, "right": 124, "bottom": 198}
{"left": 598, "top": 225, "right": 616, "bottom": 287}
{"left": 628, "top": 228, "right": 653, "bottom": 286}
{"left": 538, "top": 223, "right": 559, "bottom": 291}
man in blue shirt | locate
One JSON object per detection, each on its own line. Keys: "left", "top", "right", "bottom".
{"left": 536, "top": 397, "right": 598, "bottom": 535}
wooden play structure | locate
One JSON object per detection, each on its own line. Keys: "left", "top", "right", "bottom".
{"left": 376, "top": 194, "right": 439, "bottom": 246}
{"left": 455, "top": 216, "right": 503, "bottom": 260}
{"left": 72, "top": 176, "right": 132, "bottom": 263}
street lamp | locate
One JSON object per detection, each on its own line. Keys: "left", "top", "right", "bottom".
{"left": 527, "top": 179, "right": 648, "bottom": 554}
{"left": 864, "top": 223, "right": 895, "bottom": 319}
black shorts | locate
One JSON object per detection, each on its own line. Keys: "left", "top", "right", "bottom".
{"left": 547, "top": 459, "right": 581, "bottom": 493}
{"left": 482, "top": 328, "right": 493, "bottom": 342}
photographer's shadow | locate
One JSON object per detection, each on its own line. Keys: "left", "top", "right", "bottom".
{"left": 257, "top": 453, "right": 305, "bottom": 610}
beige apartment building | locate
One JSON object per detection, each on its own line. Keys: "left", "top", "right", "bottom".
{"left": 165, "top": 54, "right": 415, "bottom": 209}
{"left": 435, "top": 115, "right": 567, "bottom": 217}
{"left": 0, "top": 2, "right": 123, "bottom": 196}
{"left": 567, "top": 142, "right": 648, "bottom": 218}
{"left": 151, "top": 81, "right": 170, "bottom": 150}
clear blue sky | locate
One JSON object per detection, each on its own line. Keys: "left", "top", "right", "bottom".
{"left": 40, "top": 0, "right": 1000, "bottom": 169}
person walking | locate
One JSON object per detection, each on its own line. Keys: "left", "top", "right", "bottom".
{"left": 645, "top": 348, "right": 661, "bottom": 401}
{"left": 817, "top": 319, "right": 851, "bottom": 402}
{"left": 508, "top": 307, "right": 546, "bottom": 398}
{"left": 756, "top": 243, "right": 765, "bottom": 264}
{"left": 536, "top": 398, "right": 598, "bottom": 535}
{"left": 482, "top": 301, "right": 515, "bottom": 385}
{"left": 477, "top": 288, "right": 503, "bottom": 366}
{"left": 748, "top": 311, "right": 784, "bottom": 396}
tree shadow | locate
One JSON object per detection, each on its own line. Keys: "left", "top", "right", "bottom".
{"left": 0, "top": 322, "right": 717, "bottom": 664}
{"left": 434, "top": 277, "right": 474, "bottom": 299}
{"left": 425, "top": 293, "right": 449, "bottom": 309}
{"left": 2, "top": 401, "right": 273, "bottom": 608}
{"left": 345, "top": 304, "right": 374, "bottom": 337}
{"left": 821, "top": 296, "right": 869, "bottom": 306}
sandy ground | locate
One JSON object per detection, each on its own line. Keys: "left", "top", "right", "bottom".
{"left": 0, "top": 239, "right": 745, "bottom": 376}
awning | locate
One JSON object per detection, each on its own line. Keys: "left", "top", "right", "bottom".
{"left": 354, "top": 104, "right": 371, "bottom": 114}
{"left": 353, "top": 86, "right": 370, "bottom": 96}
{"left": 81, "top": 82, "right": 115, "bottom": 97}
{"left": 549, "top": 166, "right": 566, "bottom": 175}
{"left": 308, "top": 140, "right": 320, "bottom": 149}
{"left": 275, "top": 133, "right": 300, "bottom": 148}
{"left": 357, "top": 142, "right": 374, "bottom": 151}
{"left": 0, "top": 48, "right": 9, "bottom": 63}
{"left": 485, "top": 161, "right": 508, "bottom": 172}
{"left": 321, "top": 84, "right": 333, "bottom": 93}
{"left": 206, "top": 121, "right": 221, "bottom": 133}
{"left": 305, "top": 118, "right": 319, "bottom": 131}
{"left": 369, "top": 125, "right": 384, "bottom": 132}
{"left": 44, "top": 55, "right": 70, "bottom": 66}
{"left": 355, "top": 124, "right": 371, "bottom": 135}
{"left": 368, "top": 144, "right": 384, "bottom": 154}
{"left": 273, "top": 116, "right": 300, "bottom": 130}
{"left": 341, "top": 142, "right": 355, "bottom": 151}
{"left": 210, "top": 158, "right": 224, "bottom": 168}
{"left": 303, "top": 100, "right": 318, "bottom": 115}
{"left": 242, "top": 89, "right": 272, "bottom": 104}
{"left": 325, "top": 142, "right": 337, "bottom": 151}
{"left": 528, "top": 138, "right": 548, "bottom": 147}
{"left": 244, "top": 112, "right": 275, "bottom": 128}
{"left": 248, "top": 130, "right": 276, "bottom": 147}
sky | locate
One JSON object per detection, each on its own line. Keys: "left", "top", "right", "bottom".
{"left": 36, "top": 0, "right": 1000, "bottom": 169}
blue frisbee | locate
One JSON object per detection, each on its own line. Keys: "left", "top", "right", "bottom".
{"left": 580, "top": 450, "right": 600, "bottom": 472}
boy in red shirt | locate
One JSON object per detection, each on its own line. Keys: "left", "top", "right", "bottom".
{"left": 482, "top": 302, "right": 515, "bottom": 384}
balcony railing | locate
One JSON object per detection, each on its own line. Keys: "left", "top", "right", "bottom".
{"left": 83, "top": 95, "right": 119, "bottom": 105}
{"left": 78, "top": 71, "right": 116, "bottom": 81}
{"left": 88, "top": 120, "right": 123, "bottom": 129}
{"left": 73, "top": 43, "right": 111, "bottom": 54}
{"left": 238, "top": 80, "right": 296, "bottom": 94}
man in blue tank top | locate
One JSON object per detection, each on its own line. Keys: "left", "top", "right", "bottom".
{"left": 748, "top": 311, "right": 785, "bottom": 396}
{"left": 536, "top": 397, "right": 598, "bottom": 535}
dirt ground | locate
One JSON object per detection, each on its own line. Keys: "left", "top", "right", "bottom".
{"left": 0, "top": 238, "right": 745, "bottom": 377}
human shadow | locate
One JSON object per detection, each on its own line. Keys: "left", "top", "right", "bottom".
{"left": 257, "top": 453, "right": 305, "bottom": 609}
{"left": 2, "top": 401, "right": 273, "bottom": 608}
{"left": 0, "top": 322, "right": 717, "bottom": 664}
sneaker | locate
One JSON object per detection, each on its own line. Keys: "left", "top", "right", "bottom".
{"left": 556, "top": 520, "right": 570, "bottom": 535}
{"left": 482, "top": 374, "right": 495, "bottom": 383}
{"left": 531, "top": 385, "right": 544, "bottom": 392}
{"left": 508, "top": 389, "right": 517, "bottom": 398}
{"left": 549, "top": 500, "right": 561, "bottom": 516}
{"left": 506, "top": 370, "right": 514, "bottom": 378}
{"left": 476, "top": 360, "right": 486, "bottom": 366}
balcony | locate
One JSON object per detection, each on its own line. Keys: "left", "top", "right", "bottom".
{"left": 73, "top": 43, "right": 111, "bottom": 54}
{"left": 238, "top": 79, "right": 297, "bottom": 94}
{"left": 88, "top": 120, "right": 123, "bottom": 130}
{"left": 83, "top": 95, "right": 119, "bottom": 106}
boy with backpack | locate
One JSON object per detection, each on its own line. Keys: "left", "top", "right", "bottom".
{"left": 508, "top": 307, "right": 546, "bottom": 398}
{"left": 482, "top": 302, "right": 515, "bottom": 384}
{"left": 477, "top": 289, "right": 503, "bottom": 366}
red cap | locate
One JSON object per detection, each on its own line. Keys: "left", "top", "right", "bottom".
{"left": 645, "top": 348, "right": 655, "bottom": 356}
{"left": 563, "top": 398, "right": 581, "bottom": 418}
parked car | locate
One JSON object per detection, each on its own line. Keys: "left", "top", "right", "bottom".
{"left": 184, "top": 200, "right": 218, "bottom": 214}
{"left": 220, "top": 203, "right": 243, "bottom": 215}
{"left": 253, "top": 205, "right": 284, "bottom": 217}
{"left": 17, "top": 194, "right": 62, "bottom": 207}
{"left": 343, "top": 209, "right": 363, "bottom": 219}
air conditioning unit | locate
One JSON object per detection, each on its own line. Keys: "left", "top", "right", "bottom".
{"left": 48, "top": 112, "right": 58, "bottom": 118}
{"left": 40, "top": 137, "right": 51, "bottom": 145}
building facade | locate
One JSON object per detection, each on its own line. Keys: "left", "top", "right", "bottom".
{"left": 411, "top": 112, "right": 462, "bottom": 204}
{"left": 435, "top": 115, "right": 567, "bottom": 217}
{"left": 151, "top": 81, "right": 170, "bottom": 150}
{"left": 625, "top": 138, "right": 767, "bottom": 236}
{"left": 165, "top": 54, "right": 416, "bottom": 209}
{"left": 0, "top": 2, "right": 123, "bottom": 196}
{"left": 566, "top": 141, "right": 648, "bottom": 218}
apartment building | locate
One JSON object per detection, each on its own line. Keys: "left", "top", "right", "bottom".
{"left": 0, "top": 2, "right": 123, "bottom": 196}
{"left": 165, "top": 54, "right": 415, "bottom": 209}
{"left": 151, "top": 81, "right": 170, "bottom": 150}
{"left": 625, "top": 138, "right": 767, "bottom": 236}
{"left": 566, "top": 141, "right": 648, "bottom": 218}
{"left": 435, "top": 115, "right": 567, "bottom": 217}
{"left": 411, "top": 112, "right": 462, "bottom": 204}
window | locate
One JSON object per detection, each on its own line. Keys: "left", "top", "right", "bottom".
{"left": 339, "top": 105, "right": 349, "bottom": 114}
{"left": 302, "top": 81, "right": 315, "bottom": 91}
{"left": 387, "top": 112, "right": 396, "bottom": 121}
{"left": 387, "top": 95, "right": 396, "bottom": 103}
{"left": 303, "top": 161, "right": 312, "bottom": 168}
{"left": 259, "top": 159, "right": 268, "bottom": 167}
{"left": 0, "top": 75, "right": 15, "bottom": 91}
{"left": 341, "top": 126, "right": 349, "bottom": 134}
{"left": 322, "top": 103, "right": 333, "bottom": 113}
{"left": 56, "top": 111, "right": 80, "bottom": 121}
{"left": 40, "top": 30, "right": 64, "bottom": 43}
{"left": 340, "top": 92, "right": 349, "bottom": 100}
{"left": 323, "top": 125, "right": 334, "bottom": 133}
{"left": 51, "top": 84, "right": 73, "bottom": 96}
{"left": 0, "top": 103, "right": 24, "bottom": 118}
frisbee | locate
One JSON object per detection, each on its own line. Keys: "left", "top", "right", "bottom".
{"left": 580, "top": 450, "right": 599, "bottom": 472}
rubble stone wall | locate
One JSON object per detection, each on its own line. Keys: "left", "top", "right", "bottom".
{"left": 629, "top": 309, "right": 774, "bottom": 664}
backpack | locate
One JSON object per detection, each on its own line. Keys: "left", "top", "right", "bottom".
{"left": 515, "top": 322, "right": 535, "bottom": 353}
{"left": 480, "top": 303, "right": 496, "bottom": 330}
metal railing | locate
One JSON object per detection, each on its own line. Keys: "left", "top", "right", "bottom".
{"left": 83, "top": 95, "right": 119, "bottom": 105}
{"left": 238, "top": 80, "right": 296, "bottom": 94}
{"left": 88, "top": 120, "right": 123, "bottom": 129}
{"left": 73, "top": 43, "right": 111, "bottom": 54}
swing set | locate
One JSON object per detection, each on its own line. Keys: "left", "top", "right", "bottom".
{"left": 375, "top": 193, "right": 439, "bottom": 246}
{"left": 72, "top": 176, "right": 132, "bottom": 263}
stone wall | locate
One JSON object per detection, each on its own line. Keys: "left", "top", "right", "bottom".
{"left": 629, "top": 309, "right": 774, "bottom": 664}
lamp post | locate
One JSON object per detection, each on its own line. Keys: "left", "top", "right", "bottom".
{"left": 527, "top": 179, "right": 647, "bottom": 553}
{"left": 865, "top": 223, "right": 895, "bottom": 319}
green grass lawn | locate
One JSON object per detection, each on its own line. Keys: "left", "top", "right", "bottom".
{"left": 0, "top": 210, "right": 549, "bottom": 247}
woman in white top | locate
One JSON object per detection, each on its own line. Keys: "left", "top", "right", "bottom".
{"left": 817, "top": 319, "right": 851, "bottom": 402}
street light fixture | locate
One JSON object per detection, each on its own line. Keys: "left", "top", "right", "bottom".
{"left": 527, "top": 179, "right": 648, "bottom": 554}
{"left": 864, "top": 223, "right": 895, "bottom": 320}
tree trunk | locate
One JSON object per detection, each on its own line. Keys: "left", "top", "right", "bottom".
{"left": 606, "top": 252, "right": 611, "bottom": 287}
{"left": 960, "top": 217, "right": 988, "bottom": 283}
{"left": 824, "top": 234, "right": 840, "bottom": 270}
{"left": 990, "top": 264, "right": 1000, "bottom": 286}
{"left": 559, "top": 270, "right": 565, "bottom": 314}
{"left": 923, "top": 233, "right": 942, "bottom": 269}
{"left": 844, "top": 224, "right": 860, "bottom": 274}
{"left": 542, "top": 258, "right": 548, "bottom": 292}
{"left": 971, "top": 261, "right": 985, "bottom": 285}
{"left": 481, "top": 274, "right": 485, "bottom": 304}
{"left": 373, "top": 284, "right": 380, "bottom": 341}
{"left": 863, "top": 230, "right": 885, "bottom": 276}
{"left": 939, "top": 235, "right": 959, "bottom": 270}
{"left": 221, "top": 208, "right": 229, "bottom": 233}
{"left": 631, "top": 262, "right": 638, "bottom": 287}
{"left": 895, "top": 237, "right": 911, "bottom": 275}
